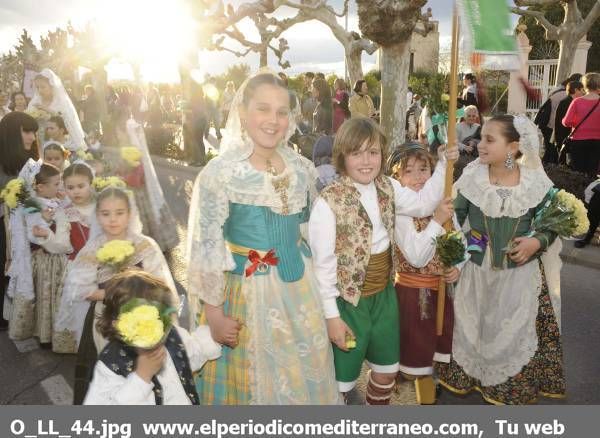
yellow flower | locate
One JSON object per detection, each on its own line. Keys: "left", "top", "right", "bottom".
{"left": 556, "top": 190, "right": 590, "bottom": 236}
{"left": 121, "top": 147, "right": 142, "bottom": 168}
{"left": 96, "top": 240, "right": 135, "bottom": 266}
{"left": 76, "top": 150, "right": 94, "bottom": 161}
{"left": 4, "top": 192, "right": 18, "bottom": 209}
{"left": 25, "top": 107, "right": 52, "bottom": 120}
{"left": 116, "top": 305, "right": 164, "bottom": 348}
{"left": 1, "top": 178, "right": 25, "bottom": 209}
{"left": 92, "top": 176, "right": 127, "bottom": 191}
{"left": 6, "top": 178, "right": 24, "bottom": 190}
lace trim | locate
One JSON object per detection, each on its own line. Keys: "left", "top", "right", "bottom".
{"left": 186, "top": 150, "right": 316, "bottom": 307}
{"left": 452, "top": 255, "right": 541, "bottom": 386}
{"left": 455, "top": 160, "right": 553, "bottom": 218}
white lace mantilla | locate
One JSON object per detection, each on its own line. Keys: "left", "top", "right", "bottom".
{"left": 454, "top": 159, "right": 553, "bottom": 218}
{"left": 186, "top": 147, "right": 318, "bottom": 310}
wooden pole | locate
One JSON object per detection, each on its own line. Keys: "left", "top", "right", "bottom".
{"left": 436, "top": 4, "right": 460, "bottom": 336}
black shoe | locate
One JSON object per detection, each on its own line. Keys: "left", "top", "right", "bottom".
{"left": 39, "top": 342, "right": 52, "bottom": 349}
{"left": 574, "top": 239, "right": 590, "bottom": 248}
{"left": 0, "top": 319, "right": 8, "bottom": 331}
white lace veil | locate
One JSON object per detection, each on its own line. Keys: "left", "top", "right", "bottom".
{"left": 125, "top": 118, "right": 166, "bottom": 223}
{"left": 87, "top": 186, "right": 143, "bottom": 242}
{"left": 54, "top": 186, "right": 176, "bottom": 352}
{"left": 219, "top": 69, "right": 300, "bottom": 162}
{"left": 27, "top": 68, "right": 87, "bottom": 151}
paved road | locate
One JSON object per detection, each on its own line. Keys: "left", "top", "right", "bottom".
{"left": 1, "top": 156, "right": 599, "bottom": 405}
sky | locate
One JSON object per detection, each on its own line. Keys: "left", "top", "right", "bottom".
{"left": 0, "top": 0, "right": 506, "bottom": 83}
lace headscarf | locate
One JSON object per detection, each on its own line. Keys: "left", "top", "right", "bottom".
{"left": 27, "top": 68, "right": 87, "bottom": 151}
{"left": 54, "top": 187, "right": 177, "bottom": 352}
{"left": 513, "top": 115, "right": 543, "bottom": 169}
{"left": 125, "top": 118, "right": 166, "bottom": 223}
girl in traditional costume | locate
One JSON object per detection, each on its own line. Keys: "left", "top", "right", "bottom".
{"left": 42, "top": 141, "right": 70, "bottom": 172}
{"left": 308, "top": 118, "right": 457, "bottom": 405}
{"left": 387, "top": 143, "right": 464, "bottom": 404}
{"left": 187, "top": 71, "right": 340, "bottom": 405}
{"left": 27, "top": 69, "right": 86, "bottom": 151}
{"left": 9, "top": 164, "right": 71, "bottom": 345}
{"left": 118, "top": 119, "right": 179, "bottom": 252}
{"left": 53, "top": 187, "right": 177, "bottom": 404}
{"left": 84, "top": 271, "right": 220, "bottom": 405}
{"left": 436, "top": 115, "right": 565, "bottom": 404}
{"left": 59, "top": 163, "right": 95, "bottom": 264}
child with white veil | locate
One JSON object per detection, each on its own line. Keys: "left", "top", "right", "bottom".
{"left": 187, "top": 71, "right": 340, "bottom": 405}
{"left": 52, "top": 186, "right": 178, "bottom": 403}
{"left": 120, "top": 118, "right": 179, "bottom": 252}
{"left": 27, "top": 68, "right": 87, "bottom": 151}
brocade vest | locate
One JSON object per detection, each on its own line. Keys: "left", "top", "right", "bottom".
{"left": 320, "top": 175, "right": 396, "bottom": 306}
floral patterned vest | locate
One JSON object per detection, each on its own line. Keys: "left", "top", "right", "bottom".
{"left": 394, "top": 216, "right": 444, "bottom": 276}
{"left": 320, "top": 175, "right": 396, "bottom": 306}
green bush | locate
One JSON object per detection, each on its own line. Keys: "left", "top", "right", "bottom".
{"left": 409, "top": 70, "right": 449, "bottom": 114}
{"left": 364, "top": 69, "right": 381, "bottom": 97}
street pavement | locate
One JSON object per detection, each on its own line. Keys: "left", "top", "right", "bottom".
{"left": 1, "top": 147, "right": 599, "bottom": 405}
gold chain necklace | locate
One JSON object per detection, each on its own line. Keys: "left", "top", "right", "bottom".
{"left": 266, "top": 158, "right": 290, "bottom": 215}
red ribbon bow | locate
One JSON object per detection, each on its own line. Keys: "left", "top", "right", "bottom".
{"left": 245, "top": 249, "right": 278, "bottom": 277}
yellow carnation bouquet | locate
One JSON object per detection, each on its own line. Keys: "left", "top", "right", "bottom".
{"left": 1, "top": 178, "right": 27, "bottom": 209}
{"left": 1, "top": 178, "right": 41, "bottom": 212}
{"left": 529, "top": 188, "right": 590, "bottom": 238}
{"left": 96, "top": 240, "right": 135, "bottom": 271}
{"left": 116, "top": 298, "right": 175, "bottom": 349}
{"left": 92, "top": 176, "right": 127, "bottom": 192}
{"left": 76, "top": 150, "right": 94, "bottom": 161}
{"left": 120, "top": 146, "right": 142, "bottom": 168}
{"left": 25, "top": 107, "right": 53, "bottom": 121}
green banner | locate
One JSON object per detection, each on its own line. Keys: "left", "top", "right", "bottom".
{"left": 458, "top": 0, "right": 519, "bottom": 70}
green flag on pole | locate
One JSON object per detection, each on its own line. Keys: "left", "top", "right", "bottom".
{"left": 458, "top": 0, "right": 519, "bottom": 70}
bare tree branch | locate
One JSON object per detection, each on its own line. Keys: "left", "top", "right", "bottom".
{"left": 580, "top": 0, "right": 600, "bottom": 34}
{"left": 511, "top": 7, "right": 560, "bottom": 39}
{"left": 353, "top": 37, "right": 379, "bottom": 55}
{"left": 279, "top": 0, "right": 349, "bottom": 17}
{"left": 211, "top": 43, "right": 253, "bottom": 58}
{"left": 514, "top": 0, "right": 560, "bottom": 6}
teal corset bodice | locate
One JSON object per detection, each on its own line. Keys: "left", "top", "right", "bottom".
{"left": 224, "top": 203, "right": 311, "bottom": 282}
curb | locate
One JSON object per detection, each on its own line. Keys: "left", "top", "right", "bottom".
{"left": 150, "top": 154, "right": 201, "bottom": 176}
{"left": 103, "top": 145, "right": 202, "bottom": 176}
{"left": 560, "top": 240, "right": 600, "bottom": 270}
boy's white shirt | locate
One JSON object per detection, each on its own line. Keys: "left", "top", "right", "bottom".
{"left": 84, "top": 325, "right": 221, "bottom": 405}
{"left": 308, "top": 160, "right": 446, "bottom": 319}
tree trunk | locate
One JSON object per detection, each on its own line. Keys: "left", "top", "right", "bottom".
{"left": 259, "top": 47, "right": 268, "bottom": 68}
{"left": 179, "top": 63, "right": 193, "bottom": 161}
{"left": 555, "top": 32, "right": 579, "bottom": 86}
{"left": 91, "top": 67, "right": 108, "bottom": 127}
{"left": 379, "top": 41, "right": 411, "bottom": 148}
{"left": 345, "top": 49, "right": 364, "bottom": 86}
